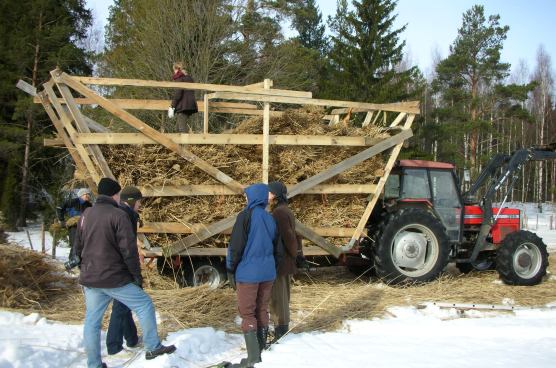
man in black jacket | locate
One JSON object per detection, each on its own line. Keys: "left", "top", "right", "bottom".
{"left": 75, "top": 178, "right": 175, "bottom": 368}
{"left": 106, "top": 186, "right": 143, "bottom": 355}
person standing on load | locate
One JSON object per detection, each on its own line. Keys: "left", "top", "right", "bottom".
{"left": 168, "top": 61, "right": 199, "bottom": 133}
{"left": 226, "top": 183, "right": 278, "bottom": 368}
{"left": 268, "top": 181, "right": 303, "bottom": 342}
{"left": 74, "top": 178, "right": 175, "bottom": 368}
{"left": 106, "top": 186, "right": 143, "bottom": 355}
{"left": 56, "top": 188, "right": 92, "bottom": 256}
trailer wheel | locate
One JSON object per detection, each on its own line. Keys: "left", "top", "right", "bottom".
{"left": 496, "top": 231, "right": 548, "bottom": 286}
{"left": 374, "top": 208, "right": 450, "bottom": 284}
{"left": 182, "top": 258, "right": 226, "bottom": 289}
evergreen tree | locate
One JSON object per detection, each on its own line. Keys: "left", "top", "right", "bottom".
{"left": 0, "top": 0, "right": 92, "bottom": 228}
{"left": 326, "top": 0, "right": 419, "bottom": 103}
{"left": 433, "top": 5, "right": 509, "bottom": 170}
{"left": 292, "top": 0, "right": 327, "bottom": 54}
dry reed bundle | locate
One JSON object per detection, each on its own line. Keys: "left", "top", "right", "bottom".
{"left": 0, "top": 243, "right": 78, "bottom": 309}
{"left": 4, "top": 248, "right": 554, "bottom": 337}
{"left": 100, "top": 107, "right": 389, "bottom": 248}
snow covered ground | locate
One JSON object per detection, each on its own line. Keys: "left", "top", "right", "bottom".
{"left": 2, "top": 202, "right": 556, "bottom": 367}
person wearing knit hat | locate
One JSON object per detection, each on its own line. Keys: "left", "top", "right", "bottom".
{"left": 75, "top": 178, "right": 175, "bottom": 366}
{"left": 106, "top": 185, "right": 144, "bottom": 355}
{"left": 56, "top": 187, "right": 92, "bottom": 257}
{"left": 267, "top": 181, "right": 305, "bottom": 344}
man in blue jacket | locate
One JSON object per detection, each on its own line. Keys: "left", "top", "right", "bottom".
{"left": 227, "top": 183, "right": 277, "bottom": 367}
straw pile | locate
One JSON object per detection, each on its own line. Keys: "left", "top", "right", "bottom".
{"left": 101, "top": 107, "right": 391, "bottom": 248}
{"left": 4, "top": 245, "right": 554, "bottom": 337}
{"left": 0, "top": 243, "right": 78, "bottom": 309}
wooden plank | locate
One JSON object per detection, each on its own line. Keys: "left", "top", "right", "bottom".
{"left": 330, "top": 107, "right": 376, "bottom": 114}
{"left": 73, "top": 133, "right": 389, "bottom": 147}
{"left": 371, "top": 110, "right": 382, "bottom": 126}
{"left": 362, "top": 111, "right": 374, "bottom": 127}
{"left": 54, "top": 71, "right": 245, "bottom": 194}
{"left": 390, "top": 112, "right": 407, "bottom": 127}
{"left": 211, "top": 92, "right": 420, "bottom": 114}
{"left": 139, "top": 184, "right": 377, "bottom": 197}
{"left": 139, "top": 222, "right": 361, "bottom": 237}
{"left": 38, "top": 90, "right": 97, "bottom": 191}
{"left": 144, "top": 245, "right": 328, "bottom": 257}
{"left": 262, "top": 79, "right": 271, "bottom": 183}
{"left": 72, "top": 76, "right": 312, "bottom": 98}
{"left": 295, "top": 220, "right": 342, "bottom": 257}
{"left": 203, "top": 94, "right": 209, "bottom": 134}
{"left": 55, "top": 82, "right": 115, "bottom": 180}
{"left": 44, "top": 137, "right": 63, "bottom": 146}
{"left": 346, "top": 114, "right": 416, "bottom": 249}
{"left": 287, "top": 129, "right": 413, "bottom": 198}
{"left": 42, "top": 81, "right": 101, "bottom": 185}
{"left": 35, "top": 96, "right": 258, "bottom": 111}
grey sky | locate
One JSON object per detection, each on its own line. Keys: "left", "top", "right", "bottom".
{"left": 86, "top": 0, "right": 555, "bottom": 76}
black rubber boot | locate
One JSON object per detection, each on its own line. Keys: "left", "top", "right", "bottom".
{"left": 257, "top": 326, "right": 269, "bottom": 352}
{"left": 145, "top": 344, "right": 177, "bottom": 360}
{"left": 273, "top": 324, "right": 289, "bottom": 343}
{"left": 229, "top": 330, "right": 261, "bottom": 367}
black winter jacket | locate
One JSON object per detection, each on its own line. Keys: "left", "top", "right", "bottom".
{"left": 75, "top": 195, "right": 142, "bottom": 288}
{"left": 171, "top": 72, "right": 198, "bottom": 115}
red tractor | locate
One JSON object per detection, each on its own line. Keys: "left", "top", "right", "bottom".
{"left": 356, "top": 146, "right": 553, "bottom": 285}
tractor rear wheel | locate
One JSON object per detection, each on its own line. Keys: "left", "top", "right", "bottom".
{"left": 373, "top": 208, "right": 450, "bottom": 285}
{"left": 496, "top": 230, "right": 548, "bottom": 286}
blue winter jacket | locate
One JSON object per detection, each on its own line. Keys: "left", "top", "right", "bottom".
{"left": 226, "top": 183, "right": 277, "bottom": 283}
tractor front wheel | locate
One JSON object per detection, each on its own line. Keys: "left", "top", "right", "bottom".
{"left": 496, "top": 230, "right": 548, "bottom": 286}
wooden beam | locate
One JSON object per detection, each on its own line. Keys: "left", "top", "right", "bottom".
{"left": 287, "top": 129, "right": 413, "bottom": 197}
{"left": 212, "top": 92, "right": 420, "bottom": 114}
{"left": 38, "top": 90, "right": 97, "bottom": 191}
{"left": 295, "top": 220, "right": 342, "bottom": 257}
{"left": 44, "top": 137, "right": 64, "bottom": 146}
{"left": 35, "top": 96, "right": 258, "bottom": 111}
{"left": 73, "top": 133, "right": 390, "bottom": 147}
{"left": 139, "top": 184, "right": 378, "bottom": 197}
{"left": 390, "top": 112, "right": 407, "bottom": 127}
{"left": 346, "top": 114, "right": 416, "bottom": 249}
{"left": 54, "top": 81, "right": 115, "bottom": 180}
{"left": 42, "top": 81, "right": 101, "bottom": 184}
{"left": 72, "top": 76, "right": 312, "bottom": 98}
{"left": 362, "top": 111, "right": 374, "bottom": 127}
{"left": 54, "top": 71, "right": 245, "bottom": 194}
{"left": 262, "top": 79, "right": 271, "bottom": 183}
{"left": 144, "top": 245, "right": 329, "bottom": 257}
{"left": 203, "top": 94, "right": 209, "bottom": 134}
{"left": 330, "top": 107, "right": 376, "bottom": 114}
{"left": 139, "top": 222, "right": 361, "bottom": 237}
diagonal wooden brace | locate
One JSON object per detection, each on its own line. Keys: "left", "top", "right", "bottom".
{"left": 53, "top": 70, "right": 245, "bottom": 194}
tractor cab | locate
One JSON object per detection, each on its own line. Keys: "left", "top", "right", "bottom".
{"left": 383, "top": 160, "right": 463, "bottom": 242}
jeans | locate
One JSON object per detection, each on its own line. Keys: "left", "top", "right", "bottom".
{"left": 106, "top": 300, "right": 138, "bottom": 354}
{"left": 83, "top": 284, "right": 161, "bottom": 368}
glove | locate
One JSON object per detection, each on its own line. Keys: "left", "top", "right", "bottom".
{"left": 227, "top": 271, "right": 236, "bottom": 290}
{"left": 296, "top": 255, "right": 310, "bottom": 271}
{"left": 167, "top": 107, "right": 175, "bottom": 119}
{"left": 132, "top": 276, "right": 143, "bottom": 289}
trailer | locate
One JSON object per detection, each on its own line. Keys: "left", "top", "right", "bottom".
{"left": 38, "top": 69, "right": 418, "bottom": 286}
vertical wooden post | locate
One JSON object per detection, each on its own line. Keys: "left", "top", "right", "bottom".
{"left": 25, "top": 229, "right": 34, "bottom": 251}
{"left": 262, "top": 79, "right": 272, "bottom": 183}
{"left": 52, "top": 233, "right": 57, "bottom": 259}
{"left": 203, "top": 94, "right": 209, "bottom": 134}
{"left": 41, "top": 223, "right": 46, "bottom": 254}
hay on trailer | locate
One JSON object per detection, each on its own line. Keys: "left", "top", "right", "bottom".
{"left": 101, "top": 107, "right": 390, "bottom": 248}
{"left": 0, "top": 243, "right": 78, "bottom": 309}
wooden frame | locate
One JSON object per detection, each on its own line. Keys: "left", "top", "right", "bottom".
{"left": 38, "top": 69, "right": 418, "bottom": 259}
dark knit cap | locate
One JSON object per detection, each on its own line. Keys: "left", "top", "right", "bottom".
{"left": 121, "top": 186, "right": 143, "bottom": 207}
{"left": 268, "top": 181, "right": 288, "bottom": 203}
{"left": 97, "top": 177, "right": 121, "bottom": 197}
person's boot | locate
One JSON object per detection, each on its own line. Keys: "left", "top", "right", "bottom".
{"left": 229, "top": 330, "right": 261, "bottom": 367}
{"left": 273, "top": 324, "right": 289, "bottom": 343}
{"left": 145, "top": 344, "right": 177, "bottom": 360}
{"left": 257, "top": 326, "right": 269, "bottom": 352}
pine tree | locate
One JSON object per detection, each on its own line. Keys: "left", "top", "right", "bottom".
{"left": 326, "top": 0, "right": 419, "bottom": 103}
{"left": 292, "top": 0, "right": 327, "bottom": 54}
{"left": 433, "top": 5, "right": 509, "bottom": 171}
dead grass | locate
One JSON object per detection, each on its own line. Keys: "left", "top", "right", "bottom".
{"left": 2, "top": 243, "right": 555, "bottom": 338}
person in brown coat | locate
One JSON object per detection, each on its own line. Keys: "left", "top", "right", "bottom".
{"left": 169, "top": 62, "right": 199, "bottom": 133}
{"left": 268, "top": 181, "right": 303, "bottom": 342}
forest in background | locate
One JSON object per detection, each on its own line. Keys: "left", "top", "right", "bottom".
{"left": 0, "top": 0, "right": 554, "bottom": 229}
